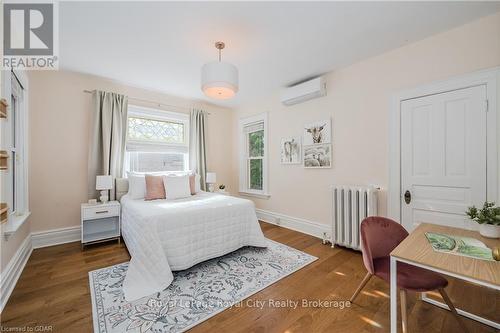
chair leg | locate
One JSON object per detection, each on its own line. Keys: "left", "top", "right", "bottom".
{"left": 349, "top": 272, "right": 372, "bottom": 303}
{"left": 438, "top": 288, "right": 469, "bottom": 333}
{"left": 400, "top": 289, "right": 408, "bottom": 333}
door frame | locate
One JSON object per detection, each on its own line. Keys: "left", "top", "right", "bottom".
{"left": 388, "top": 67, "right": 499, "bottom": 223}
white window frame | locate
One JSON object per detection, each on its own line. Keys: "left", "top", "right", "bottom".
{"left": 125, "top": 105, "right": 190, "bottom": 174}
{"left": 1, "top": 69, "right": 30, "bottom": 238}
{"left": 238, "top": 112, "right": 270, "bottom": 199}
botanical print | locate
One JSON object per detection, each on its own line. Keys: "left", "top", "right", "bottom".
{"left": 89, "top": 239, "right": 317, "bottom": 333}
{"left": 303, "top": 119, "right": 331, "bottom": 145}
{"left": 303, "top": 144, "right": 331, "bottom": 168}
{"left": 280, "top": 137, "right": 301, "bottom": 164}
{"left": 425, "top": 232, "right": 494, "bottom": 261}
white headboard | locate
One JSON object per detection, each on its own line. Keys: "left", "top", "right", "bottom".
{"left": 115, "top": 178, "right": 129, "bottom": 201}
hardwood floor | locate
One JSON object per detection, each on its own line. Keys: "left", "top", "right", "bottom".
{"left": 1, "top": 222, "right": 498, "bottom": 332}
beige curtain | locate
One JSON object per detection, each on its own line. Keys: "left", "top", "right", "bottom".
{"left": 189, "top": 109, "right": 208, "bottom": 191}
{"left": 88, "top": 91, "right": 128, "bottom": 200}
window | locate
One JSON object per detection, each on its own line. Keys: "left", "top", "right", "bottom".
{"left": 239, "top": 113, "right": 269, "bottom": 198}
{"left": 2, "top": 70, "right": 29, "bottom": 231}
{"left": 10, "top": 80, "right": 18, "bottom": 213}
{"left": 247, "top": 124, "right": 264, "bottom": 190}
{"left": 128, "top": 117, "right": 184, "bottom": 144}
{"left": 125, "top": 106, "right": 189, "bottom": 174}
{"left": 10, "top": 73, "right": 25, "bottom": 215}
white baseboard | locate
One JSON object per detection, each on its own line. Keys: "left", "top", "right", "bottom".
{"left": 31, "top": 226, "right": 81, "bottom": 249}
{"left": 256, "top": 208, "right": 330, "bottom": 240}
{"left": 0, "top": 234, "right": 33, "bottom": 312}
{"left": 0, "top": 226, "right": 81, "bottom": 312}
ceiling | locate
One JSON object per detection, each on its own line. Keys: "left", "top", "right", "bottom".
{"left": 59, "top": 1, "right": 500, "bottom": 107}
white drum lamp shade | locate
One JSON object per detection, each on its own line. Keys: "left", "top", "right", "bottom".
{"left": 206, "top": 172, "right": 217, "bottom": 184}
{"left": 96, "top": 175, "right": 113, "bottom": 190}
{"left": 201, "top": 62, "right": 238, "bottom": 99}
{"left": 201, "top": 41, "right": 239, "bottom": 100}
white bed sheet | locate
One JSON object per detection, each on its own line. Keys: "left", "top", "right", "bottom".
{"left": 120, "top": 192, "right": 267, "bottom": 301}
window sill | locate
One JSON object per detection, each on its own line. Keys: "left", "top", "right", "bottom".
{"left": 239, "top": 191, "right": 271, "bottom": 199}
{"left": 2, "top": 212, "right": 31, "bottom": 240}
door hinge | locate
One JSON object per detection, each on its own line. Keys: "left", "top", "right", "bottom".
{"left": 484, "top": 99, "right": 489, "bottom": 112}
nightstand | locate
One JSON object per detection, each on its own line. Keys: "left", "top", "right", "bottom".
{"left": 81, "top": 201, "right": 121, "bottom": 249}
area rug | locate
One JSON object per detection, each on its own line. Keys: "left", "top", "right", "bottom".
{"left": 89, "top": 239, "right": 317, "bottom": 333}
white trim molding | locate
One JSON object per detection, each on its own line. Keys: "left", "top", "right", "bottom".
{"left": 0, "top": 226, "right": 82, "bottom": 311}
{"left": 0, "top": 234, "right": 32, "bottom": 312}
{"left": 256, "top": 208, "right": 329, "bottom": 240}
{"left": 31, "top": 226, "right": 81, "bottom": 249}
{"left": 239, "top": 192, "right": 271, "bottom": 199}
{"left": 388, "top": 66, "right": 499, "bottom": 222}
{"left": 2, "top": 212, "right": 30, "bottom": 239}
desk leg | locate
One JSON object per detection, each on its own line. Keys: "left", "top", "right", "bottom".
{"left": 421, "top": 294, "right": 500, "bottom": 329}
{"left": 390, "top": 256, "right": 398, "bottom": 333}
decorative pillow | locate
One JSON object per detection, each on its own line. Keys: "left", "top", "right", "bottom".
{"left": 163, "top": 174, "right": 191, "bottom": 200}
{"left": 145, "top": 174, "right": 166, "bottom": 200}
{"left": 189, "top": 174, "right": 196, "bottom": 195}
{"left": 188, "top": 173, "right": 202, "bottom": 194}
{"left": 127, "top": 172, "right": 146, "bottom": 199}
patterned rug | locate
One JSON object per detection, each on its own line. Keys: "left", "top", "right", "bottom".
{"left": 89, "top": 239, "right": 317, "bottom": 333}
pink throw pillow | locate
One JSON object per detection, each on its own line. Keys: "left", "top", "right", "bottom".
{"left": 145, "top": 174, "right": 166, "bottom": 200}
{"left": 189, "top": 174, "right": 196, "bottom": 195}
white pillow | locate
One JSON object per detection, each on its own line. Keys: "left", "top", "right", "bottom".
{"left": 127, "top": 172, "right": 146, "bottom": 199}
{"left": 163, "top": 174, "right": 191, "bottom": 200}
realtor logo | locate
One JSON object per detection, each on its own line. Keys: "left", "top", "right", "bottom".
{"left": 2, "top": 2, "right": 58, "bottom": 69}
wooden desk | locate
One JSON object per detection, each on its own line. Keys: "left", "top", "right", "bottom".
{"left": 389, "top": 223, "right": 500, "bottom": 332}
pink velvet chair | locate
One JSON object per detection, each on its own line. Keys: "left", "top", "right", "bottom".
{"left": 350, "top": 216, "right": 467, "bottom": 333}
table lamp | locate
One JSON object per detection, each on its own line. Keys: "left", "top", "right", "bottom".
{"left": 96, "top": 175, "right": 113, "bottom": 203}
{"left": 206, "top": 172, "right": 216, "bottom": 192}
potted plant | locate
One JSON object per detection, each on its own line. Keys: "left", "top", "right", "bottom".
{"left": 466, "top": 202, "right": 500, "bottom": 238}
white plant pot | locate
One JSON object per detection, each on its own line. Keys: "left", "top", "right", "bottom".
{"left": 478, "top": 224, "right": 500, "bottom": 238}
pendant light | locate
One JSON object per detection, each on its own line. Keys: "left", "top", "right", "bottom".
{"left": 201, "top": 42, "right": 239, "bottom": 99}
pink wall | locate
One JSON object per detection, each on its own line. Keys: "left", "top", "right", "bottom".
{"left": 234, "top": 12, "right": 500, "bottom": 226}
{"left": 27, "top": 70, "right": 236, "bottom": 233}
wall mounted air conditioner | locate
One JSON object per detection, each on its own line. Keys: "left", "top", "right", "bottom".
{"left": 280, "top": 76, "right": 327, "bottom": 106}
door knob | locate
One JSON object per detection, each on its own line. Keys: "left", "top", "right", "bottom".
{"left": 404, "top": 190, "right": 411, "bottom": 204}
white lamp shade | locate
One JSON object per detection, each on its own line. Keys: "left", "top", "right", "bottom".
{"left": 206, "top": 172, "right": 217, "bottom": 184}
{"left": 96, "top": 175, "right": 113, "bottom": 190}
{"left": 201, "top": 62, "right": 238, "bottom": 99}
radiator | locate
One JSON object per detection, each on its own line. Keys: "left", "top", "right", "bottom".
{"left": 327, "top": 185, "right": 378, "bottom": 250}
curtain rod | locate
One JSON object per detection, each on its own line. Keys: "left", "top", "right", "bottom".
{"left": 83, "top": 89, "right": 210, "bottom": 114}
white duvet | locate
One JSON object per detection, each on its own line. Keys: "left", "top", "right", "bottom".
{"left": 120, "top": 192, "right": 267, "bottom": 301}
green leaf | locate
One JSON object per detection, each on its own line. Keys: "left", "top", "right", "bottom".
{"left": 467, "top": 202, "right": 500, "bottom": 225}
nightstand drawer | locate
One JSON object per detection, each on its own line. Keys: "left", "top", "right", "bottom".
{"left": 82, "top": 205, "right": 120, "bottom": 220}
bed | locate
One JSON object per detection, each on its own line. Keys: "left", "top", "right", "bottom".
{"left": 115, "top": 179, "right": 267, "bottom": 301}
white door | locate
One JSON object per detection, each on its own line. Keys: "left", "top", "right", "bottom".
{"left": 401, "top": 85, "right": 487, "bottom": 231}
